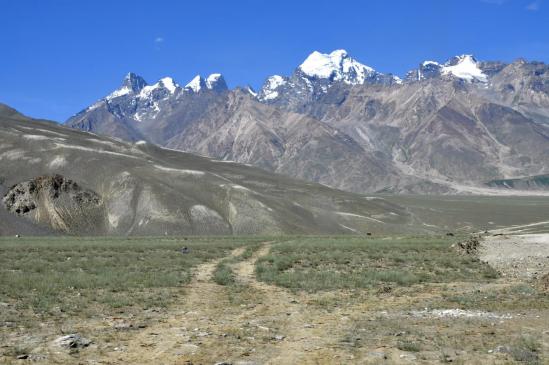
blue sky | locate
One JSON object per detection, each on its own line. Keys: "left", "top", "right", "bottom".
{"left": 1, "top": 0, "right": 547, "bottom": 121}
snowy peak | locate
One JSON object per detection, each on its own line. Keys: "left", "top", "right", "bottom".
{"left": 122, "top": 72, "right": 148, "bottom": 92}
{"left": 205, "top": 73, "right": 228, "bottom": 92}
{"left": 106, "top": 73, "right": 148, "bottom": 100}
{"left": 185, "top": 75, "right": 207, "bottom": 93}
{"left": 298, "top": 49, "right": 376, "bottom": 84}
{"left": 299, "top": 50, "right": 346, "bottom": 78}
{"left": 138, "top": 77, "right": 180, "bottom": 99}
{"left": 441, "top": 55, "right": 487, "bottom": 83}
{"left": 409, "top": 61, "right": 444, "bottom": 81}
{"left": 445, "top": 54, "right": 478, "bottom": 67}
{"left": 185, "top": 74, "right": 227, "bottom": 93}
{"left": 157, "top": 77, "right": 179, "bottom": 93}
{"left": 258, "top": 75, "right": 287, "bottom": 101}
{"left": 106, "top": 74, "right": 180, "bottom": 101}
{"left": 409, "top": 55, "right": 488, "bottom": 83}
{"left": 257, "top": 50, "right": 398, "bottom": 103}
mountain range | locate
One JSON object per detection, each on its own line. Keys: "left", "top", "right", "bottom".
{"left": 66, "top": 50, "right": 549, "bottom": 194}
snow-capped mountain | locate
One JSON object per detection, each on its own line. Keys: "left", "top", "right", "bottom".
{"left": 66, "top": 72, "right": 228, "bottom": 141}
{"left": 185, "top": 75, "right": 207, "bottom": 93}
{"left": 406, "top": 55, "right": 488, "bottom": 83}
{"left": 98, "top": 71, "right": 225, "bottom": 102}
{"left": 259, "top": 75, "right": 287, "bottom": 100}
{"left": 184, "top": 73, "right": 228, "bottom": 93}
{"left": 442, "top": 55, "right": 488, "bottom": 82}
{"left": 104, "top": 73, "right": 179, "bottom": 102}
{"left": 66, "top": 51, "right": 549, "bottom": 194}
{"left": 299, "top": 49, "right": 378, "bottom": 84}
{"left": 257, "top": 50, "right": 400, "bottom": 106}
{"left": 74, "top": 71, "right": 228, "bottom": 119}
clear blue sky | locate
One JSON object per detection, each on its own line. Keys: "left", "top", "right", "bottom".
{"left": 1, "top": 0, "right": 547, "bottom": 121}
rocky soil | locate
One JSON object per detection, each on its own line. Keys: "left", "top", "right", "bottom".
{"left": 480, "top": 233, "right": 549, "bottom": 280}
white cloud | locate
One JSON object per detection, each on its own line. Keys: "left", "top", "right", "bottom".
{"left": 526, "top": 1, "right": 540, "bottom": 10}
{"left": 154, "top": 37, "right": 164, "bottom": 43}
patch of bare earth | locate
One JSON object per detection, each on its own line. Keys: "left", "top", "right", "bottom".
{"left": 480, "top": 233, "right": 549, "bottom": 280}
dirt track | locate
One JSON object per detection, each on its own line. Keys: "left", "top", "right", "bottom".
{"left": 111, "top": 243, "right": 351, "bottom": 364}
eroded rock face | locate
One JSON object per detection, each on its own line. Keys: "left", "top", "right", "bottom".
{"left": 3, "top": 175, "right": 101, "bottom": 214}
{"left": 2, "top": 175, "right": 105, "bottom": 233}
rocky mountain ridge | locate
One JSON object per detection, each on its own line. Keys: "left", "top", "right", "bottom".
{"left": 65, "top": 50, "right": 549, "bottom": 194}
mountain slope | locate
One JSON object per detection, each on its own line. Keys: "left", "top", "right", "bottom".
{"left": 1, "top": 104, "right": 415, "bottom": 236}
{"left": 311, "top": 79, "right": 549, "bottom": 191}
{"left": 162, "top": 90, "right": 403, "bottom": 193}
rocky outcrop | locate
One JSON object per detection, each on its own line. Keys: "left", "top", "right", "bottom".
{"left": 3, "top": 175, "right": 105, "bottom": 234}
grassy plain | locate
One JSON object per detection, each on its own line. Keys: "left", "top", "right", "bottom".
{"left": 0, "top": 236, "right": 263, "bottom": 328}
{"left": 0, "top": 235, "right": 547, "bottom": 364}
{"left": 255, "top": 236, "right": 498, "bottom": 291}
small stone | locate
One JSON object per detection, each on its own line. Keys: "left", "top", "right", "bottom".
{"left": 400, "top": 353, "right": 417, "bottom": 360}
{"left": 53, "top": 334, "right": 91, "bottom": 349}
{"left": 367, "top": 351, "right": 387, "bottom": 359}
{"left": 178, "top": 344, "right": 199, "bottom": 354}
{"left": 274, "top": 335, "right": 285, "bottom": 341}
{"left": 494, "top": 345, "right": 510, "bottom": 353}
{"left": 16, "top": 354, "right": 29, "bottom": 359}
